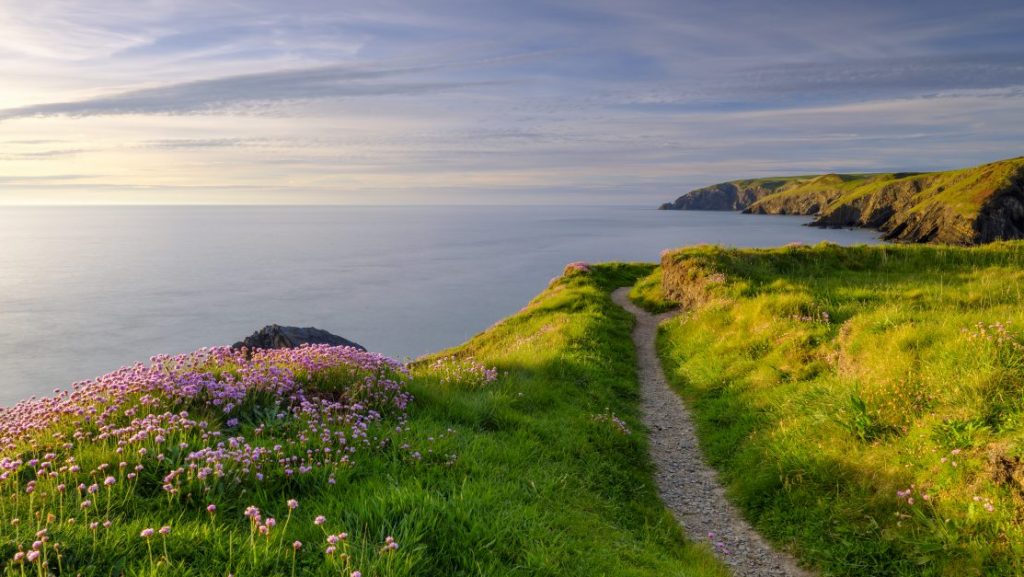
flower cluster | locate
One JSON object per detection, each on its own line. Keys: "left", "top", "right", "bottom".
{"left": 563, "top": 262, "right": 591, "bottom": 274}
{"left": 962, "top": 321, "right": 1023, "bottom": 348}
{"left": 429, "top": 355, "right": 498, "bottom": 388}
{"left": 972, "top": 495, "right": 996, "bottom": 513}
{"left": 0, "top": 344, "right": 413, "bottom": 571}
{"left": 896, "top": 485, "right": 931, "bottom": 506}
{"left": 963, "top": 321, "right": 1024, "bottom": 370}
{"left": 592, "top": 411, "right": 631, "bottom": 436}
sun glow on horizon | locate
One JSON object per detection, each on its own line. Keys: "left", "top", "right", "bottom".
{"left": 1, "top": 1, "right": 1022, "bottom": 205}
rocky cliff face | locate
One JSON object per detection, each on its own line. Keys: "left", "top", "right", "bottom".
{"left": 658, "top": 179, "right": 792, "bottom": 211}
{"left": 659, "top": 157, "right": 1024, "bottom": 245}
{"left": 976, "top": 180, "right": 1024, "bottom": 242}
{"left": 744, "top": 175, "right": 849, "bottom": 216}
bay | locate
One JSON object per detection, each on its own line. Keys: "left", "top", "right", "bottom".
{"left": 0, "top": 205, "right": 879, "bottom": 405}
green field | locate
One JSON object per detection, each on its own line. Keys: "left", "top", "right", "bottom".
{"left": 0, "top": 263, "right": 727, "bottom": 577}
{"left": 636, "top": 242, "right": 1024, "bottom": 576}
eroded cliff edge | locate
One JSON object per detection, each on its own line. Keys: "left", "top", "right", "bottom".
{"left": 659, "top": 157, "right": 1024, "bottom": 245}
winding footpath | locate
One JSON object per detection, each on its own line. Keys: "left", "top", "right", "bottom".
{"left": 611, "top": 288, "right": 813, "bottom": 577}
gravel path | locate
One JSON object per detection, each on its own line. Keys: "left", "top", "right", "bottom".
{"left": 612, "top": 288, "right": 813, "bottom": 577}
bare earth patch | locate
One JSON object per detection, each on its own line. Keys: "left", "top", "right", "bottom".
{"left": 612, "top": 287, "right": 813, "bottom": 577}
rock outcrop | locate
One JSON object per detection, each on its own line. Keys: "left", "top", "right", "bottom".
{"left": 659, "top": 157, "right": 1024, "bottom": 245}
{"left": 658, "top": 178, "right": 793, "bottom": 211}
{"left": 232, "top": 325, "right": 365, "bottom": 351}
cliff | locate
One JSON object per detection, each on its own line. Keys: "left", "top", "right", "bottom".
{"left": 658, "top": 177, "right": 799, "bottom": 211}
{"left": 659, "top": 157, "right": 1024, "bottom": 244}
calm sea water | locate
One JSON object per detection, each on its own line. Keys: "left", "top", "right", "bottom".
{"left": 0, "top": 205, "right": 879, "bottom": 405}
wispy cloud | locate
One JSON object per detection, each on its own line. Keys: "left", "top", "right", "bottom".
{"left": 0, "top": 61, "right": 503, "bottom": 120}
{"left": 0, "top": 0, "right": 1022, "bottom": 204}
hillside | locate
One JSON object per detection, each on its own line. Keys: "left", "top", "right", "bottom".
{"left": 659, "top": 157, "right": 1024, "bottom": 245}
{"left": 0, "top": 264, "right": 728, "bottom": 577}
{"left": 635, "top": 242, "right": 1024, "bottom": 576}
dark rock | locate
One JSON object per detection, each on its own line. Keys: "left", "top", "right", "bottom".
{"left": 232, "top": 325, "right": 365, "bottom": 351}
{"left": 975, "top": 173, "right": 1024, "bottom": 243}
{"left": 664, "top": 182, "right": 774, "bottom": 211}
{"left": 658, "top": 157, "right": 1024, "bottom": 245}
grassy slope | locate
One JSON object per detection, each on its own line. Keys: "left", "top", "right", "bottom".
{"left": 746, "top": 157, "right": 1024, "bottom": 219}
{"left": 642, "top": 243, "right": 1024, "bottom": 576}
{"left": 0, "top": 263, "right": 728, "bottom": 577}
{"left": 753, "top": 173, "right": 889, "bottom": 204}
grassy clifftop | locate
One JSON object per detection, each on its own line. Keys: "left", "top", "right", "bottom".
{"left": 643, "top": 242, "right": 1024, "bottom": 576}
{"left": 0, "top": 264, "right": 728, "bottom": 577}
{"left": 660, "top": 157, "right": 1024, "bottom": 244}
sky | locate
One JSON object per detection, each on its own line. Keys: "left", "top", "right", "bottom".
{"left": 0, "top": 0, "right": 1022, "bottom": 205}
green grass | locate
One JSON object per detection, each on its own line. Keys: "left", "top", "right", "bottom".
{"left": 629, "top": 267, "right": 677, "bottom": 314}
{"left": 649, "top": 242, "right": 1024, "bottom": 576}
{"left": 744, "top": 156, "right": 1024, "bottom": 220}
{"left": 0, "top": 263, "right": 729, "bottom": 577}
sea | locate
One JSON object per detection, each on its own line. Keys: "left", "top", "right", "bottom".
{"left": 0, "top": 205, "right": 880, "bottom": 406}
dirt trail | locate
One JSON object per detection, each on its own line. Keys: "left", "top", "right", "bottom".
{"left": 612, "top": 288, "right": 813, "bottom": 577}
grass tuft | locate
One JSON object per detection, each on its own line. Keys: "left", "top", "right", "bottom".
{"left": 653, "top": 241, "right": 1024, "bottom": 576}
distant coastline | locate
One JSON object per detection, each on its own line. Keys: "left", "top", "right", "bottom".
{"left": 659, "top": 156, "right": 1024, "bottom": 245}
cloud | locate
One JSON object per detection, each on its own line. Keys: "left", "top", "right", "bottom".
{"left": 0, "top": 148, "right": 89, "bottom": 159}
{"left": 1, "top": 0, "right": 1023, "bottom": 204}
{"left": 740, "top": 52, "right": 1024, "bottom": 97}
{"left": 141, "top": 138, "right": 265, "bottom": 149}
{"left": 0, "top": 61, "right": 501, "bottom": 120}
{"left": 0, "top": 174, "right": 92, "bottom": 184}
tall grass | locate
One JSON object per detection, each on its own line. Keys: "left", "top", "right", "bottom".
{"left": 646, "top": 241, "right": 1024, "bottom": 576}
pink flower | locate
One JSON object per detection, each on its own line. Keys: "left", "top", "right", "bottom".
{"left": 326, "top": 545, "right": 337, "bottom": 555}
{"left": 159, "top": 526, "right": 171, "bottom": 535}
{"left": 140, "top": 528, "right": 155, "bottom": 538}
{"left": 314, "top": 515, "right": 326, "bottom": 526}
{"left": 207, "top": 504, "right": 217, "bottom": 513}
{"left": 293, "top": 540, "right": 302, "bottom": 550}
{"left": 104, "top": 476, "right": 116, "bottom": 486}
{"left": 26, "top": 551, "right": 40, "bottom": 563}
{"left": 287, "top": 499, "right": 299, "bottom": 510}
